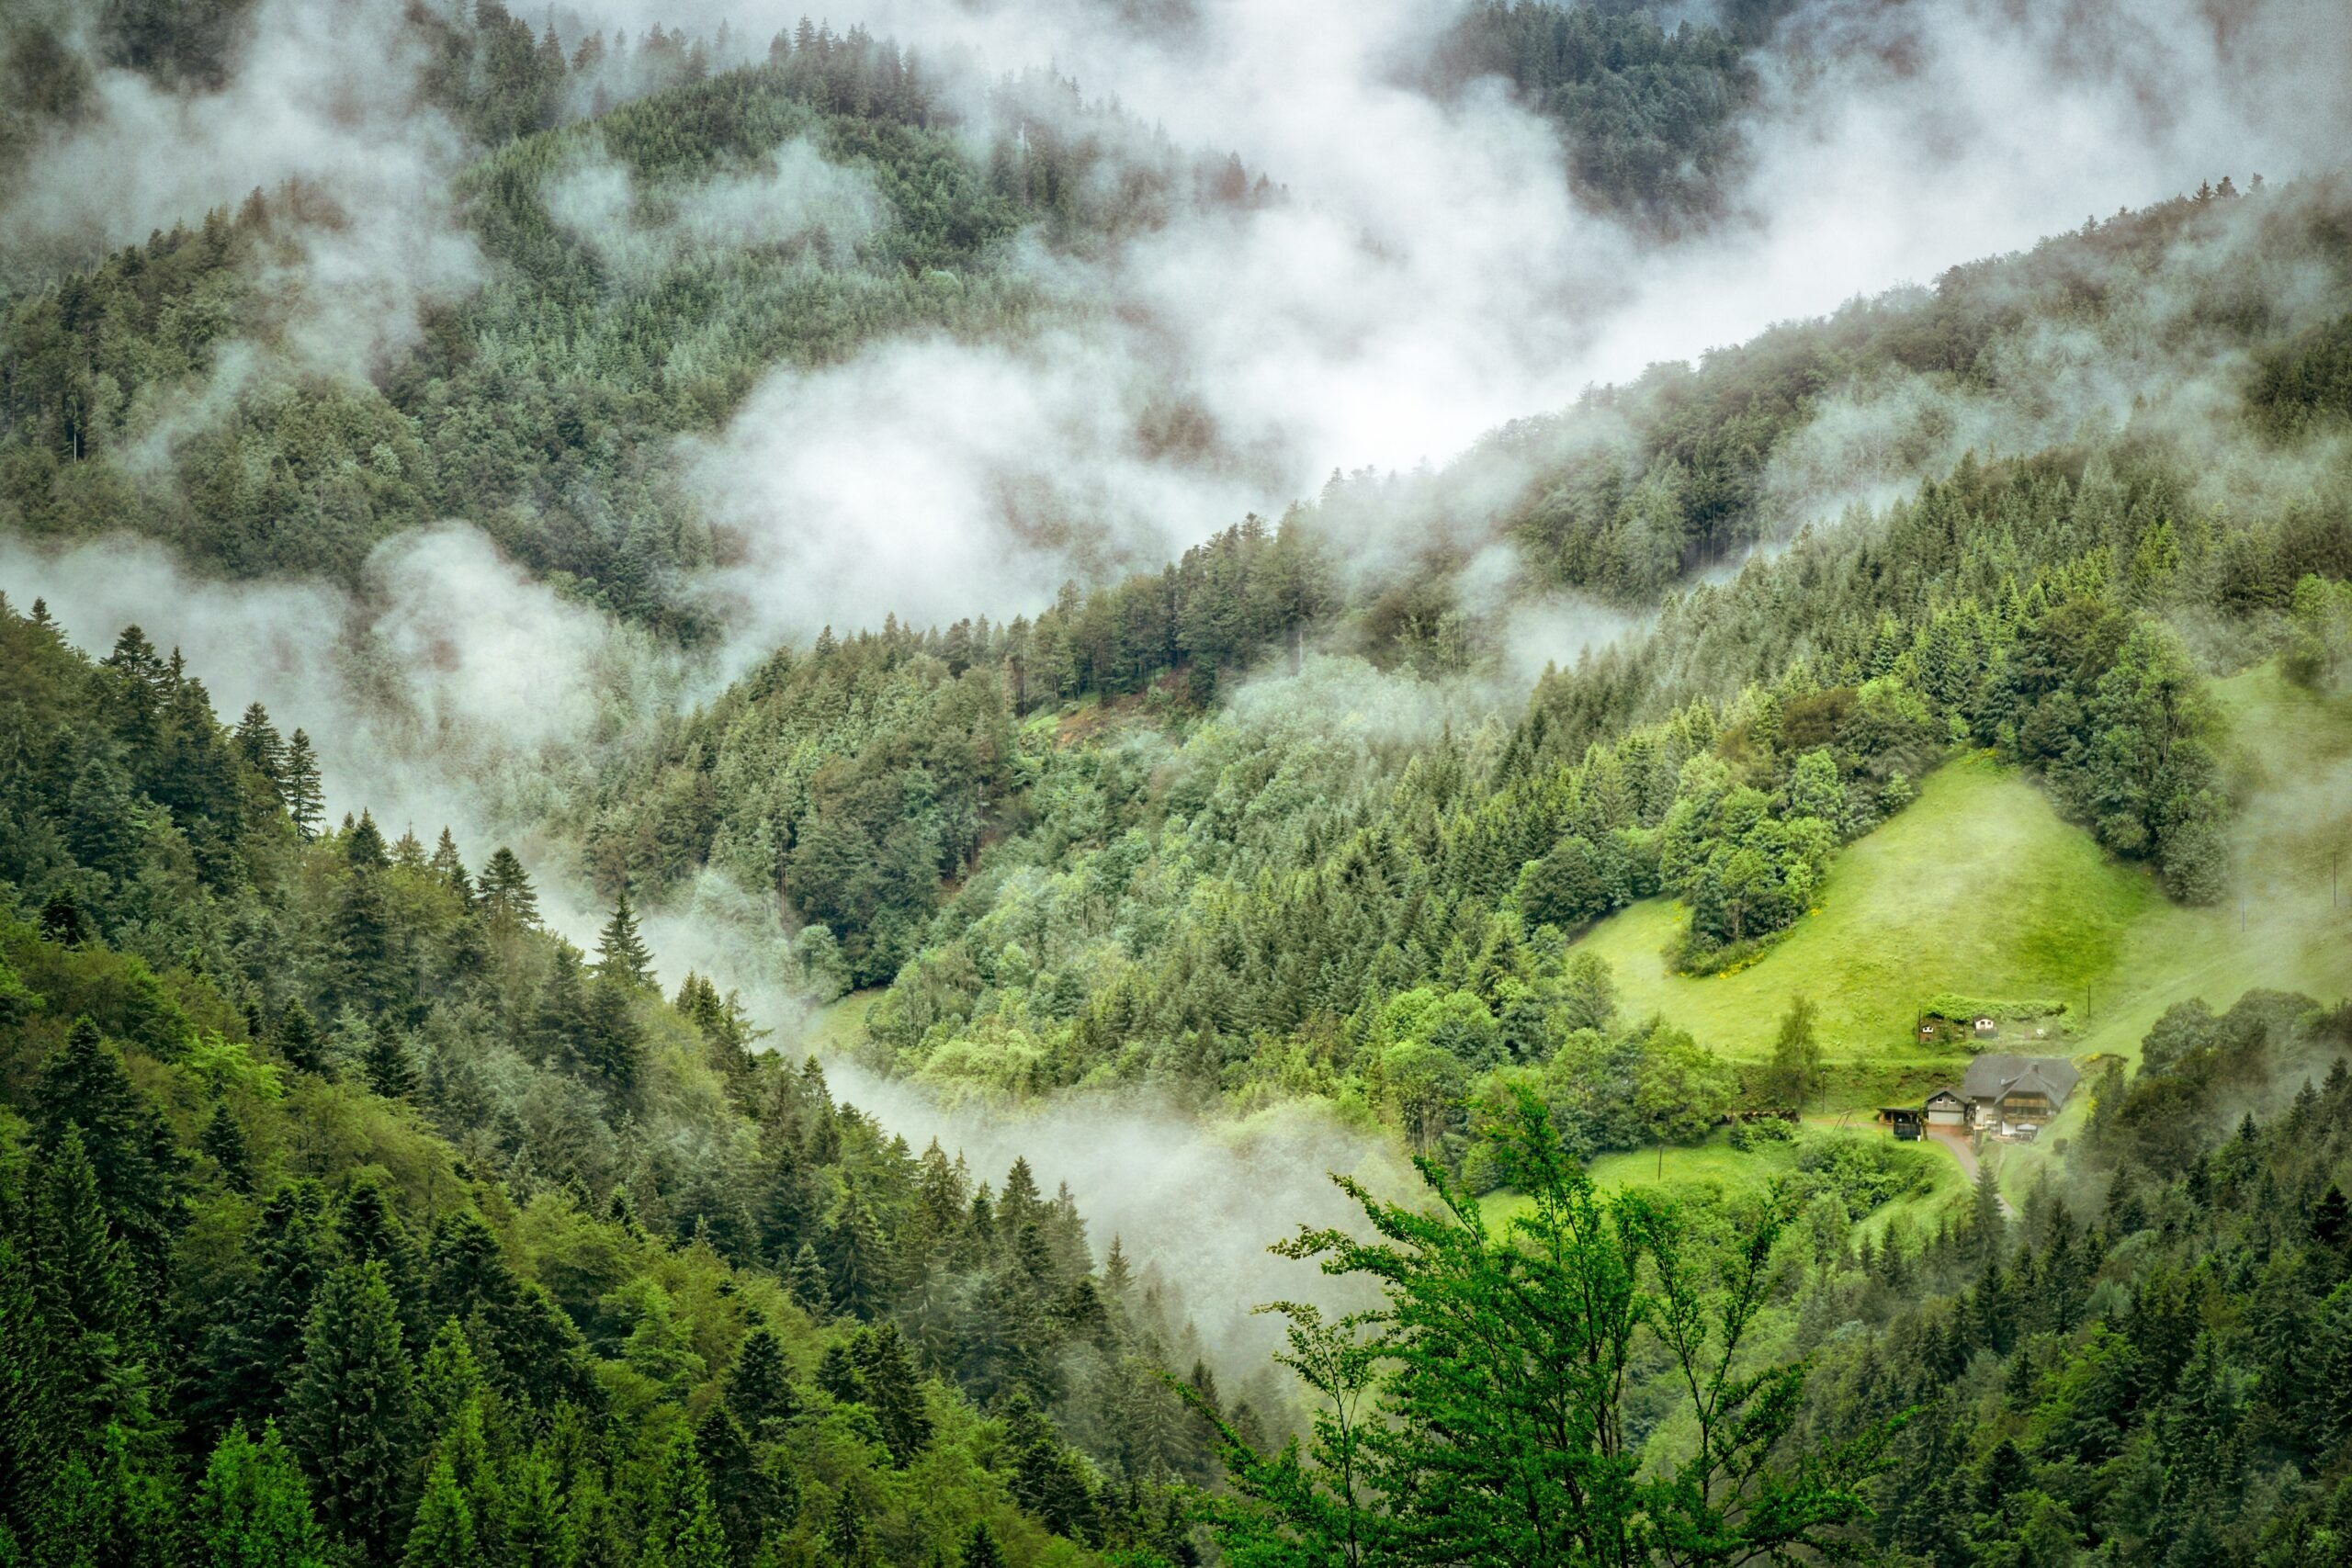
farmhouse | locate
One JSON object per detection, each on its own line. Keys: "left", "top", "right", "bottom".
{"left": 1959, "top": 1054, "right": 2081, "bottom": 1138}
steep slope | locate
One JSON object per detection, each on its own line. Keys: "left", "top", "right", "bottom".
{"left": 1572, "top": 661, "right": 2352, "bottom": 1096}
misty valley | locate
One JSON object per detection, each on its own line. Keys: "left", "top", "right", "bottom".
{"left": 2, "top": 1, "right": 2351, "bottom": 1565}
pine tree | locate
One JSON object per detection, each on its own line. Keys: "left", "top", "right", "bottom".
{"left": 194, "top": 1423, "right": 332, "bottom": 1568}
{"left": 281, "top": 730, "right": 323, "bottom": 839}
{"left": 285, "top": 1262, "right": 418, "bottom": 1563}
{"left": 594, "top": 887, "right": 655, "bottom": 987}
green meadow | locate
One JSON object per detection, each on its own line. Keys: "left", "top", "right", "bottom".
{"left": 1571, "top": 662, "right": 2350, "bottom": 1109}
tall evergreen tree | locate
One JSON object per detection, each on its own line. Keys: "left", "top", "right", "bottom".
{"left": 193, "top": 1423, "right": 332, "bottom": 1568}
{"left": 594, "top": 886, "right": 655, "bottom": 987}
{"left": 478, "top": 848, "right": 540, "bottom": 931}
{"left": 285, "top": 1262, "right": 417, "bottom": 1563}
{"left": 281, "top": 729, "right": 323, "bottom": 840}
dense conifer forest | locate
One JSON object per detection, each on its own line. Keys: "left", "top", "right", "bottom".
{"left": 3, "top": 0, "right": 2350, "bottom": 1562}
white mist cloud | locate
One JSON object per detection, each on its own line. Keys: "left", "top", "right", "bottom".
{"left": 0, "top": 526, "right": 683, "bottom": 949}
{"left": 545, "top": 135, "right": 885, "bottom": 284}
{"left": 2, "top": 0, "right": 483, "bottom": 379}
{"left": 661, "top": 0, "right": 2352, "bottom": 645}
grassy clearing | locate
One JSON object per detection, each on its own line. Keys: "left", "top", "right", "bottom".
{"left": 1484, "top": 1119, "right": 1972, "bottom": 1240}
{"left": 1569, "top": 661, "right": 2352, "bottom": 1112}
{"left": 796, "top": 987, "right": 881, "bottom": 1055}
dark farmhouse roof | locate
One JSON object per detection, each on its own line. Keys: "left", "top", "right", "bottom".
{"left": 1925, "top": 1087, "right": 1966, "bottom": 1105}
{"left": 1960, "top": 1055, "right": 2080, "bottom": 1106}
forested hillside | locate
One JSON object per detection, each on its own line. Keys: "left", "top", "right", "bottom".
{"left": 0, "top": 601, "right": 1251, "bottom": 1565}
{"left": 4, "top": 0, "right": 2351, "bottom": 1562}
{"left": 571, "top": 178, "right": 2352, "bottom": 1184}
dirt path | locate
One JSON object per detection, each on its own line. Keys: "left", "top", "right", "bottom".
{"left": 1926, "top": 1126, "right": 2018, "bottom": 1218}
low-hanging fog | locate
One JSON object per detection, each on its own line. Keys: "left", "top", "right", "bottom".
{"left": 4, "top": 0, "right": 2348, "bottom": 1333}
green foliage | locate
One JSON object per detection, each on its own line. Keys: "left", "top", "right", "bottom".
{"left": 1194, "top": 1089, "right": 1896, "bottom": 1564}
{"left": 1428, "top": 1, "right": 1758, "bottom": 229}
{"left": 194, "top": 1423, "right": 331, "bottom": 1568}
{"left": 0, "top": 620, "right": 1224, "bottom": 1567}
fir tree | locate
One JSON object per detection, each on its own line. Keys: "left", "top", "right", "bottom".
{"left": 958, "top": 1523, "right": 1005, "bottom": 1568}
{"left": 281, "top": 730, "right": 323, "bottom": 840}
{"left": 194, "top": 1423, "right": 332, "bottom": 1568}
{"left": 232, "top": 703, "right": 285, "bottom": 795}
{"left": 426, "top": 829, "right": 469, "bottom": 898}
{"left": 200, "top": 1099, "right": 253, "bottom": 1192}
{"left": 285, "top": 1262, "right": 418, "bottom": 1563}
{"left": 401, "top": 1456, "right": 475, "bottom": 1568}
{"left": 594, "top": 886, "right": 655, "bottom": 988}
{"left": 273, "top": 1002, "right": 325, "bottom": 1075}
{"left": 786, "top": 1241, "right": 831, "bottom": 1319}
{"left": 478, "top": 848, "right": 540, "bottom": 931}
{"left": 724, "top": 1326, "right": 798, "bottom": 1439}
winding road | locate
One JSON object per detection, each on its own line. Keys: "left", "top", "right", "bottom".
{"left": 1925, "top": 1125, "right": 2018, "bottom": 1218}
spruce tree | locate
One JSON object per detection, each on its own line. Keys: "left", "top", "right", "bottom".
{"left": 200, "top": 1099, "right": 253, "bottom": 1192}
{"left": 725, "top": 1326, "right": 799, "bottom": 1439}
{"left": 346, "top": 811, "right": 390, "bottom": 871}
{"left": 232, "top": 703, "right": 286, "bottom": 795}
{"left": 426, "top": 829, "right": 469, "bottom": 898}
{"left": 363, "top": 1027, "right": 418, "bottom": 1101}
{"left": 594, "top": 887, "right": 655, "bottom": 988}
{"left": 30, "top": 1125, "right": 141, "bottom": 1409}
{"left": 401, "top": 1456, "right": 475, "bottom": 1568}
{"left": 958, "top": 1523, "right": 1006, "bottom": 1568}
{"left": 579, "top": 976, "right": 642, "bottom": 1098}
{"left": 850, "top": 1323, "right": 932, "bottom": 1466}
{"left": 34, "top": 1016, "right": 188, "bottom": 1272}
{"left": 478, "top": 849, "right": 540, "bottom": 931}
{"left": 194, "top": 1423, "right": 332, "bottom": 1568}
{"left": 285, "top": 1261, "right": 418, "bottom": 1563}
{"left": 693, "top": 1404, "right": 776, "bottom": 1563}
{"left": 199, "top": 1182, "right": 327, "bottom": 1427}
{"left": 642, "top": 1436, "right": 729, "bottom": 1568}
{"left": 273, "top": 1002, "right": 325, "bottom": 1075}
{"left": 331, "top": 870, "right": 400, "bottom": 1021}
{"left": 281, "top": 730, "right": 323, "bottom": 840}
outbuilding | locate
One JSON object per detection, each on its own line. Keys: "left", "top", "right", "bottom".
{"left": 1924, "top": 1087, "right": 1968, "bottom": 1128}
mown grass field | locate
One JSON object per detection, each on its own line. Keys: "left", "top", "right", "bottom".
{"left": 1484, "top": 1118, "right": 1972, "bottom": 1239}
{"left": 1570, "top": 661, "right": 2352, "bottom": 1116}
